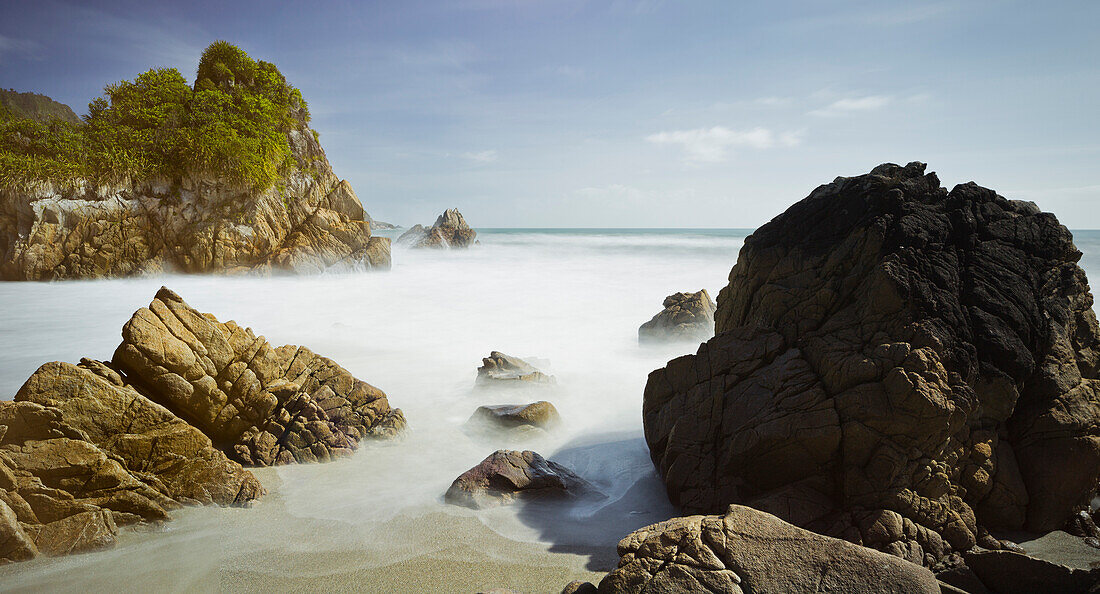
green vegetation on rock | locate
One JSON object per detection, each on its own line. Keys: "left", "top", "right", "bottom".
{"left": 0, "top": 41, "right": 309, "bottom": 190}
{"left": 0, "top": 89, "right": 81, "bottom": 123}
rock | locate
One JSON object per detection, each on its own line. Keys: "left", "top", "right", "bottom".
{"left": 111, "top": 287, "right": 406, "bottom": 466}
{"left": 964, "top": 549, "right": 1100, "bottom": 594}
{"left": 561, "top": 581, "right": 598, "bottom": 594}
{"left": 476, "top": 352, "right": 555, "bottom": 385}
{"left": 642, "top": 163, "right": 1100, "bottom": 565}
{"left": 468, "top": 401, "right": 561, "bottom": 431}
{"left": 0, "top": 117, "right": 390, "bottom": 280}
{"left": 597, "top": 504, "right": 940, "bottom": 593}
{"left": 396, "top": 208, "right": 477, "bottom": 249}
{"left": 444, "top": 450, "right": 592, "bottom": 509}
{"left": 638, "top": 290, "right": 716, "bottom": 343}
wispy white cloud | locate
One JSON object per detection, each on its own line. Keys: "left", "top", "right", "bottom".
{"left": 646, "top": 126, "right": 803, "bottom": 163}
{"left": 809, "top": 95, "right": 892, "bottom": 117}
{"left": 462, "top": 149, "right": 499, "bottom": 162}
{"left": 0, "top": 34, "right": 41, "bottom": 63}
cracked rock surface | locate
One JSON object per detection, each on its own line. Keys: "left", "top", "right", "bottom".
{"left": 643, "top": 162, "right": 1100, "bottom": 565}
{"left": 638, "top": 289, "right": 716, "bottom": 343}
{"left": 112, "top": 287, "right": 406, "bottom": 466}
{"left": 596, "top": 504, "right": 940, "bottom": 594}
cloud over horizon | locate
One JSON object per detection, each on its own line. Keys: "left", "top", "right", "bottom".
{"left": 646, "top": 126, "right": 803, "bottom": 164}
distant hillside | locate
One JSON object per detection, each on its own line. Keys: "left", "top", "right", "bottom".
{"left": 0, "top": 89, "right": 80, "bottom": 123}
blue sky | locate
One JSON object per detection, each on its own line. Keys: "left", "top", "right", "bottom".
{"left": 1, "top": 0, "right": 1097, "bottom": 227}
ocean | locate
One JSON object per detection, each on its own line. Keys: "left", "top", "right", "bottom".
{"left": 1, "top": 227, "right": 1099, "bottom": 592}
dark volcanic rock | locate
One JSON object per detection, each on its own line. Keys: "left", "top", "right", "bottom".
{"left": 112, "top": 287, "right": 406, "bottom": 466}
{"left": 642, "top": 162, "right": 1100, "bottom": 565}
{"left": 444, "top": 450, "right": 591, "bottom": 509}
{"left": 597, "top": 504, "right": 940, "bottom": 594}
{"left": 397, "top": 208, "right": 477, "bottom": 249}
{"left": 638, "top": 289, "right": 716, "bottom": 342}
{"left": 476, "top": 351, "right": 555, "bottom": 385}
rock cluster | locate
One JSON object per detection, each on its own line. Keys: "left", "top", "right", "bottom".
{"left": 444, "top": 450, "right": 591, "bottom": 509}
{"left": 638, "top": 290, "right": 716, "bottom": 343}
{"left": 1, "top": 359, "right": 263, "bottom": 564}
{"left": 397, "top": 208, "right": 477, "bottom": 249}
{"left": 590, "top": 505, "right": 941, "bottom": 594}
{"left": 476, "top": 351, "right": 555, "bottom": 385}
{"left": 0, "top": 118, "right": 390, "bottom": 280}
{"left": 642, "top": 163, "right": 1100, "bottom": 567}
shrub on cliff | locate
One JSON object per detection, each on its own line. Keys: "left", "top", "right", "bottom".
{"left": 0, "top": 41, "right": 308, "bottom": 190}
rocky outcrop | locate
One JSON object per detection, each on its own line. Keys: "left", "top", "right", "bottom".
{"left": 964, "top": 549, "right": 1100, "bottom": 594}
{"left": 396, "top": 208, "right": 476, "bottom": 249}
{"left": 594, "top": 505, "right": 940, "bottom": 593}
{"left": 643, "top": 163, "right": 1100, "bottom": 565}
{"left": 0, "top": 357, "right": 264, "bottom": 564}
{"left": 476, "top": 352, "right": 555, "bottom": 385}
{"left": 444, "top": 450, "right": 591, "bottom": 509}
{"left": 638, "top": 290, "right": 716, "bottom": 343}
{"left": 111, "top": 287, "right": 406, "bottom": 466}
{"left": 468, "top": 401, "right": 561, "bottom": 431}
{"left": 0, "top": 117, "right": 390, "bottom": 280}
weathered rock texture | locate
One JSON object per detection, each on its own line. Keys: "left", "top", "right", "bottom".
{"left": 444, "top": 450, "right": 590, "bottom": 509}
{"left": 476, "top": 352, "right": 555, "bottom": 385}
{"left": 112, "top": 287, "right": 406, "bottom": 466}
{"left": 0, "top": 115, "right": 390, "bottom": 280}
{"left": 597, "top": 505, "right": 940, "bottom": 594}
{"left": 638, "top": 289, "right": 716, "bottom": 343}
{"left": 643, "top": 163, "right": 1100, "bottom": 565}
{"left": 469, "top": 401, "right": 561, "bottom": 431}
{"left": 964, "top": 549, "right": 1100, "bottom": 594}
{"left": 396, "top": 208, "right": 476, "bottom": 249}
{"left": 0, "top": 358, "right": 264, "bottom": 564}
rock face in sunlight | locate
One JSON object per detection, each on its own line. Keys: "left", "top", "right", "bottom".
{"left": 0, "top": 120, "right": 390, "bottom": 280}
{"left": 638, "top": 289, "right": 716, "bottom": 343}
{"left": 396, "top": 208, "right": 477, "bottom": 249}
{"left": 444, "top": 450, "right": 591, "bottom": 509}
{"left": 112, "top": 287, "right": 406, "bottom": 466}
{"left": 595, "top": 505, "right": 940, "bottom": 594}
{"left": 468, "top": 401, "right": 561, "bottom": 431}
{"left": 643, "top": 163, "right": 1100, "bottom": 566}
{"left": 476, "top": 351, "right": 555, "bottom": 385}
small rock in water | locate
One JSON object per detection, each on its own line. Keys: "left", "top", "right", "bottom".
{"left": 476, "top": 351, "right": 556, "bottom": 385}
{"left": 468, "top": 401, "right": 561, "bottom": 431}
{"left": 396, "top": 208, "right": 477, "bottom": 249}
{"left": 444, "top": 450, "right": 592, "bottom": 509}
{"left": 638, "top": 289, "right": 715, "bottom": 343}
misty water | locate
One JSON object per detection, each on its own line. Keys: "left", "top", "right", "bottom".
{"left": 1, "top": 228, "right": 1099, "bottom": 592}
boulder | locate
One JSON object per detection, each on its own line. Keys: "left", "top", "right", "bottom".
{"left": 643, "top": 163, "right": 1100, "bottom": 565}
{"left": 597, "top": 504, "right": 940, "bottom": 593}
{"left": 397, "top": 208, "right": 477, "bottom": 249}
{"left": 0, "top": 118, "right": 390, "bottom": 280}
{"left": 476, "top": 352, "right": 555, "bottom": 385}
{"left": 111, "top": 287, "right": 406, "bottom": 466}
{"left": 964, "top": 549, "right": 1100, "bottom": 594}
{"left": 444, "top": 450, "right": 592, "bottom": 509}
{"left": 468, "top": 401, "right": 561, "bottom": 431}
{"left": 638, "top": 290, "right": 716, "bottom": 343}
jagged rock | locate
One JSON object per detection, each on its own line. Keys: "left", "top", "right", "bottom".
{"left": 0, "top": 120, "right": 390, "bottom": 280}
{"left": 468, "top": 401, "right": 561, "bottom": 431}
{"left": 597, "top": 504, "right": 940, "bottom": 593}
{"left": 638, "top": 290, "right": 716, "bottom": 343}
{"left": 476, "top": 352, "right": 555, "bottom": 385}
{"left": 444, "top": 450, "right": 591, "bottom": 509}
{"left": 111, "top": 287, "right": 406, "bottom": 466}
{"left": 396, "top": 208, "right": 476, "bottom": 249}
{"left": 643, "top": 163, "right": 1100, "bottom": 565}
{"left": 964, "top": 549, "right": 1100, "bottom": 594}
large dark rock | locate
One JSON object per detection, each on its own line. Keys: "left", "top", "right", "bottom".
{"left": 643, "top": 163, "right": 1100, "bottom": 565}
{"left": 112, "top": 287, "right": 406, "bottom": 466}
{"left": 597, "top": 504, "right": 941, "bottom": 593}
{"left": 638, "top": 290, "right": 716, "bottom": 343}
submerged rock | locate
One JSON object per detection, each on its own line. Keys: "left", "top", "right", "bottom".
{"left": 638, "top": 290, "right": 716, "bottom": 343}
{"left": 396, "top": 208, "right": 477, "bottom": 249}
{"left": 643, "top": 162, "right": 1100, "bottom": 565}
{"left": 468, "top": 401, "right": 561, "bottom": 431}
{"left": 0, "top": 118, "right": 390, "bottom": 280}
{"left": 476, "top": 351, "right": 555, "bottom": 385}
{"left": 597, "top": 505, "right": 940, "bottom": 593}
{"left": 111, "top": 287, "right": 406, "bottom": 466}
{"left": 444, "top": 450, "right": 591, "bottom": 509}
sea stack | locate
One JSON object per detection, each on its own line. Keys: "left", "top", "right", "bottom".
{"left": 642, "top": 163, "right": 1100, "bottom": 565}
{"left": 397, "top": 208, "right": 477, "bottom": 248}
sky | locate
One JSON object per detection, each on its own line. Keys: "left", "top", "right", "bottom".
{"left": 0, "top": 0, "right": 1098, "bottom": 228}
